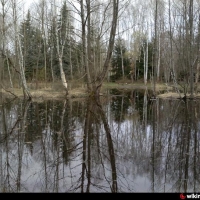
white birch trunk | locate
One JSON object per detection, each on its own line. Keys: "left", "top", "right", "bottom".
{"left": 17, "top": 34, "right": 32, "bottom": 99}
{"left": 121, "top": 45, "right": 124, "bottom": 80}
{"left": 143, "top": 43, "right": 146, "bottom": 84}
{"left": 59, "top": 56, "right": 68, "bottom": 89}
{"left": 157, "top": 32, "right": 161, "bottom": 82}
{"left": 54, "top": 0, "right": 68, "bottom": 93}
{"left": 145, "top": 40, "right": 148, "bottom": 85}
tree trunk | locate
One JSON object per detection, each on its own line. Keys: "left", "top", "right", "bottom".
{"left": 168, "top": 0, "right": 181, "bottom": 97}
{"left": 58, "top": 56, "right": 68, "bottom": 93}
{"left": 153, "top": 0, "right": 158, "bottom": 97}
{"left": 189, "top": 0, "right": 194, "bottom": 98}
{"left": 195, "top": 63, "right": 200, "bottom": 94}
{"left": 95, "top": 0, "right": 119, "bottom": 96}
{"left": 54, "top": 0, "right": 68, "bottom": 95}
{"left": 81, "top": 0, "right": 92, "bottom": 92}
{"left": 17, "top": 34, "right": 32, "bottom": 100}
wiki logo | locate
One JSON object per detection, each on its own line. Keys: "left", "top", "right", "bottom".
{"left": 180, "top": 194, "right": 200, "bottom": 199}
{"left": 180, "top": 194, "right": 186, "bottom": 199}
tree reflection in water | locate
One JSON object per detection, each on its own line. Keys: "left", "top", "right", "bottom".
{"left": 0, "top": 90, "right": 200, "bottom": 193}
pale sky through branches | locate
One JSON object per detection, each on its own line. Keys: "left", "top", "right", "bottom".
{"left": 24, "top": 0, "right": 79, "bottom": 10}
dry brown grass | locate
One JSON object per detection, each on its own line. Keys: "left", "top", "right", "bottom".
{"left": 2, "top": 80, "right": 200, "bottom": 102}
{"left": 157, "top": 92, "right": 200, "bottom": 99}
{"left": 0, "top": 81, "right": 170, "bottom": 101}
{"left": 1, "top": 84, "right": 87, "bottom": 102}
{"left": 31, "top": 89, "right": 66, "bottom": 99}
{"left": 102, "top": 81, "right": 173, "bottom": 91}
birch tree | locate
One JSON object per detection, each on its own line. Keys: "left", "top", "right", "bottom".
{"left": 11, "top": 0, "right": 31, "bottom": 99}
{"left": 53, "top": 0, "right": 68, "bottom": 94}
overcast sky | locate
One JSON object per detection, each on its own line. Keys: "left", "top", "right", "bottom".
{"left": 24, "top": 0, "right": 79, "bottom": 10}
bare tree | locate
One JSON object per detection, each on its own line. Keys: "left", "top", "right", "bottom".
{"left": 189, "top": 0, "right": 194, "bottom": 98}
{"left": 95, "top": 0, "right": 119, "bottom": 96}
{"left": 53, "top": 0, "right": 68, "bottom": 94}
{"left": 79, "top": 0, "right": 119, "bottom": 96}
{"left": 0, "top": 0, "right": 13, "bottom": 88}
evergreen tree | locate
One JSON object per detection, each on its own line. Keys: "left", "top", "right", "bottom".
{"left": 20, "top": 10, "right": 44, "bottom": 81}
{"left": 48, "top": 18, "right": 59, "bottom": 77}
{"left": 110, "top": 38, "right": 131, "bottom": 81}
{"left": 49, "top": 1, "right": 76, "bottom": 79}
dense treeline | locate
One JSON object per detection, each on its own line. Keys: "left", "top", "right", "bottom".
{"left": 0, "top": 0, "right": 200, "bottom": 98}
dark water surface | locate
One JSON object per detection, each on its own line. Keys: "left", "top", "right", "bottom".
{"left": 0, "top": 89, "right": 200, "bottom": 193}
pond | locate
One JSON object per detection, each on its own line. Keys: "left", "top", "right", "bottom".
{"left": 0, "top": 89, "right": 199, "bottom": 193}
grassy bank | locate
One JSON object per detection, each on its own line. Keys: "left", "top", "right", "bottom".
{"left": 0, "top": 81, "right": 166, "bottom": 99}
{"left": 0, "top": 85, "right": 88, "bottom": 101}
{"left": 102, "top": 81, "right": 172, "bottom": 91}
{"left": 1, "top": 80, "right": 200, "bottom": 101}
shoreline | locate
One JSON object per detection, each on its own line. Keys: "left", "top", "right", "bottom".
{"left": 1, "top": 82, "right": 200, "bottom": 101}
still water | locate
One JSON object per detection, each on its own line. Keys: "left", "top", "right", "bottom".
{"left": 0, "top": 89, "right": 200, "bottom": 193}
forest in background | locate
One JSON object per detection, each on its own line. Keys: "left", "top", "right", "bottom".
{"left": 0, "top": 0, "right": 200, "bottom": 99}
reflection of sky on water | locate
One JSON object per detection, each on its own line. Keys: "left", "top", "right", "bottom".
{"left": 0, "top": 95, "right": 200, "bottom": 192}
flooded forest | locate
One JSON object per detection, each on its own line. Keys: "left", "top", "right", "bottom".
{"left": 0, "top": 89, "right": 200, "bottom": 192}
{"left": 0, "top": 0, "right": 200, "bottom": 193}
